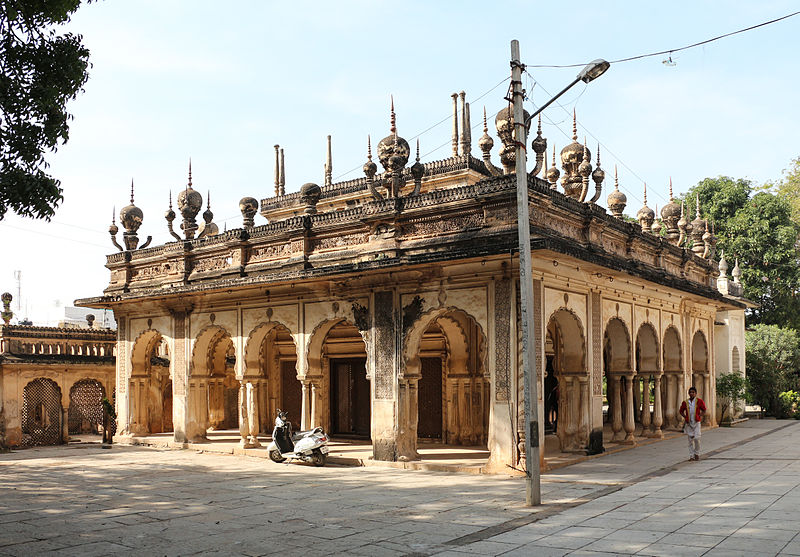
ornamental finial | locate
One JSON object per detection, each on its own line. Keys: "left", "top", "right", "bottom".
{"left": 390, "top": 95, "right": 396, "bottom": 135}
{"left": 572, "top": 108, "right": 577, "bottom": 141}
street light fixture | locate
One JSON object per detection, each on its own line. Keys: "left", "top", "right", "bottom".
{"left": 510, "top": 41, "right": 609, "bottom": 507}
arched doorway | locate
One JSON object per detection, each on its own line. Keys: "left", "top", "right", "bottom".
{"left": 691, "top": 330, "right": 710, "bottom": 423}
{"left": 636, "top": 324, "right": 662, "bottom": 437}
{"left": 322, "top": 321, "right": 369, "bottom": 438}
{"left": 191, "top": 326, "right": 235, "bottom": 437}
{"left": 662, "top": 326, "right": 682, "bottom": 428}
{"left": 129, "top": 331, "right": 172, "bottom": 435}
{"left": 21, "top": 378, "right": 63, "bottom": 446}
{"left": 547, "top": 309, "right": 587, "bottom": 451}
{"left": 604, "top": 318, "right": 632, "bottom": 443}
{"left": 68, "top": 378, "right": 106, "bottom": 435}
{"left": 244, "top": 322, "right": 300, "bottom": 432}
{"left": 415, "top": 310, "right": 488, "bottom": 446}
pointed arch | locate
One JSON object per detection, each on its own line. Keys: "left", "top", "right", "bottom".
{"left": 636, "top": 322, "right": 660, "bottom": 374}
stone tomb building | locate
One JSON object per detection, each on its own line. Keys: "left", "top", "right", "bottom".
{"left": 0, "top": 317, "right": 116, "bottom": 447}
{"left": 78, "top": 97, "right": 748, "bottom": 471}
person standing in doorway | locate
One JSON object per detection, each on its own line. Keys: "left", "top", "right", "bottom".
{"left": 679, "top": 386, "right": 706, "bottom": 461}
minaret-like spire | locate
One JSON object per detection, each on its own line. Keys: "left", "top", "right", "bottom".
{"left": 364, "top": 134, "right": 381, "bottom": 201}
{"left": 279, "top": 147, "right": 285, "bottom": 195}
{"left": 546, "top": 145, "right": 560, "bottom": 188}
{"left": 187, "top": 158, "right": 193, "bottom": 189}
{"left": 367, "top": 134, "right": 373, "bottom": 161}
{"left": 606, "top": 165, "right": 627, "bottom": 218}
{"left": 669, "top": 177, "right": 674, "bottom": 200}
{"left": 643, "top": 182, "right": 648, "bottom": 206}
{"left": 390, "top": 95, "right": 396, "bottom": 136}
{"left": 324, "top": 134, "right": 332, "bottom": 188}
{"left": 572, "top": 108, "right": 578, "bottom": 141}
{"left": 459, "top": 91, "right": 468, "bottom": 157}
{"left": 410, "top": 138, "right": 424, "bottom": 196}
{"left": 130, "top": 179, "right": 135, "bottom": 204}
{"left": 695, "top": 192, "right": 701, "bottom": 218}
{"left": 274, "top": 145, "right": 280, "bottom": 196}
{"left": 589, "top": 143, "right": 605, "bottom": 203}
{"left": 464, "top": 101, "right": 472, "bottom": 157}
{"left": 451, "top": 92, "right": 459, "bottom": 157}
{"left": 637, "top": 182, "right": 655, "bottom": 233}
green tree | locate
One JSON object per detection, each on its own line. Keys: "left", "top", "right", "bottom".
{"left": 745, "top": 324, "right": 800, "bottom": 416}
{"left": 0, "top": 0, "right": 91, "bottom": 221}
{"left": 715, "top": 372, "right": 747, "bottom": 424}
{"left": 765, "top": 157, "right": 800, "bottom": 228}
{"left": 685, "top": 177, "right": 800, "bottom": 329}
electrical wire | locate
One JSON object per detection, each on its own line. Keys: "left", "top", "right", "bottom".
{"left": 527, "top": 11, "right": 800, "bottom": 69}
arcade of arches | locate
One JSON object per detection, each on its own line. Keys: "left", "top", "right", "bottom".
{"left": 103, "top": 264, "right": 745, "bottom": 472}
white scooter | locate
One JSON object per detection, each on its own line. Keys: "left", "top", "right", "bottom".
{"left": 267, "top": 410, "right": 329, "bottom": 466}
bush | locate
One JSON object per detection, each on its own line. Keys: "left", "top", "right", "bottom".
{"left": 716, "top": 373, "right": 748, "bottom": 423}
{"left": 746, "top": 324, "right": 800, "bottom": 416}
{"left": 777, "top": 391, "right": 800, "bottom": 419}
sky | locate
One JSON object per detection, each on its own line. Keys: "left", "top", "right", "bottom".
{"left": 1, "top": 1, "right": 798, "bottom": 326}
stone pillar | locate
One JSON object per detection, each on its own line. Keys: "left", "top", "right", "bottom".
{"left": 676, "top": 372, "right": 686, "bottom": 428}
{"left": 611, "top": 374, "right": 624, "bottom": 442}
{"left": 640, "top": 374, "right": 651, "bottom": 433}
{"left": 651, "top": 373, "right": 664, "bottom": 438}
{"left": 579, "top": 376, "right": 590, "bottom": 446}
{"left": 622, "top": 373, "right": 636, "bottom": 444}
{"left": 238, "top": 380, "right": 253, "bottom": 448}
{"left": 309, "top": 381, "right": 318, "bottom": 427}
{"left": 300, "top": 381, "right": 310, "bottom": 431}
{"left": 397, "top": 377, "right": 420, "bottom": 461}
{"left": 372, "top": 290, "right": 401, "bottom": 461}
{"left": 632, "top": 374, "right": 642, "bottom": 425}
{"left": 61, "top": 406, "right": 69, "bottom": 444}
{"left": 703, "top": 373, "right": 712, "bottom": 425}
{"left": 246, "top": 381, "right": 260, "bottom": 447}
{"left": 663, "top": 374, "right": 674, "bottom": 430}
{"left": 170, "top": 310, "right": 190, "bottom": 443}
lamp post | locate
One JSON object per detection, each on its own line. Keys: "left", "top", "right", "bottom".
{"left": 510, "top": 40, "right": 609, "bottom": 506}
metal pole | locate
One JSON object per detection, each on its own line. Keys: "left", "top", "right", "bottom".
{"left": 511, "top": 39, "right": 541, "bottom": 506}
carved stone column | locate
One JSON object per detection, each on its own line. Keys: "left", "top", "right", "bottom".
{"left": 579, "top": 376, "right": 590, "bottom": 446}
{"left": 246, "top": 381, "right": 260, "bottom": 447}
{"left": 664, "top": 374, "right": 675, "bottom": 430}
{"left": 397, "top": 377, "right": 420, "bottom": 461}
{"left": 238, "top": 381, "right": 254, "bottom": 448}
{"left": 622, "top": 373, "right": 636, "bottom": 444}
{"left": 632, "top": 374, "right": 642, "bottom": 426}
{"left": 651, "top": 373, "right": 664, "bottom": 438}
{"left": 611, "top": 374, "right": 624, "bottom": 442}
{"left": 640, "top": 374, "right": 651, "bottom": 434}
{"left": 300, "top": 381, "right": 310, "bottom": 431}
{"left": 703, "top": 373, "right": 712, "bottom": 425}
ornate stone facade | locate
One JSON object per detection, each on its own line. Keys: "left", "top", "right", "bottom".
{"left": 78, "top": 94, "right": 749, "bottom": 472}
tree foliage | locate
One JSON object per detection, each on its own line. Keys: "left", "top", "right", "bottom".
{"left": 716, "top": 372, "right": 747, "bottom": 424}
{"left": 745, "top": 324, "right": 800, "bottom": 416}
{"left": 0, "top": 0, "right": 91, "bottom": 220}
{"left": 684, "top": 175, "right": 800, "bottom": 328}
{"left": 765, "top": 157, "right": 800, "bottom": 229}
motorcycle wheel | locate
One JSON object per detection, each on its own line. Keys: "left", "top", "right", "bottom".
{"left": 269, "top": 449, "right": 286, "bottom": 463}
{"left": 311, "top": 450, "right": 327, "bottom": 467}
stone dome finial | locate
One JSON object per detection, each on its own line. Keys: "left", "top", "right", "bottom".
{"left": 240, "top": 196, "right": 258, "bottom": 227}
{"left": 559, "top": 110, "right": 589, "bottom": 200}
{"left": 690, "top": 193, "right": 706, "bottom": 255}
{"left": 198, "top": 191, "right": 218, "bottom": 237}
{"left": 636, "top": 182, "right": 655, "bottom": 233}
{"left": 719, "top": 249, "right": 729, "bottom": 275}
{"left": 377, "top": 96, "right": 410, "bottom": 198}
{"left": 410, "top": 139, "right": 424, "bottom": 196}
{"left": 732, "top": 258, "right": 742, "bottom": 282}
{"left": 495, "top": 103, "right": 530, "bottom": 174}
{"left": 177, "top": 159, "right": 203, "bottom": 239}
{"left": 546, "top": 145, "right": 560, "bottom": 188}
{"left": 607, "top": 165, "right": 627, "bottom": 218}
{"left": 299, "top": 183, "right": 321, "bottom": 215}
{"left": 651, "top": 205, "right": 662, "bottom": 236}
{"left": 661, "top": 177, "right": 681, "bottom": 244}
{"left": 119, "top": 178, "right": 145, "bottom": 250}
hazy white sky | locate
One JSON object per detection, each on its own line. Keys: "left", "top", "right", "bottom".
{"left": 1, "top": 1, "right": 798, "bottom": 325}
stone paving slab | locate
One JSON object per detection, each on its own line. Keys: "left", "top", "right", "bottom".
{"left": 0, "top": 419, "right": 798, "bottom": 556}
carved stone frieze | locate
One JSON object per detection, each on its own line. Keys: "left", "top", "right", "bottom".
{"left": 191, "top": 253, "right": 233, "bottom": 274}
{"left": 404, "top": 213, "right": 483, "bottom": 237}
{"left": 312, "top": 233, "right": 369, "bottom": 251}
{"left": 494, "top": 279, "right": 511, "bottom": 401}
{"left": 249, "top": 243, "right": 292, "bottom": 262}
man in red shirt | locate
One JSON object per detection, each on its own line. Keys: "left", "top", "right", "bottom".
{"left": 679, "top": 386, "right": 706, "bottom": 461}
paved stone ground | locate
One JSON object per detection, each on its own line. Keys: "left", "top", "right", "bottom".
{"left": 1, "top": 419, "right": 799, "bottom": 556}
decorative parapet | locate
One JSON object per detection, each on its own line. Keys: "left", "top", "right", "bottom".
{"left": 97, "top": 172, "right": 727, "bottom": 307}
{"left": 0, "top": 324, "right": 116, "bottom": 361}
